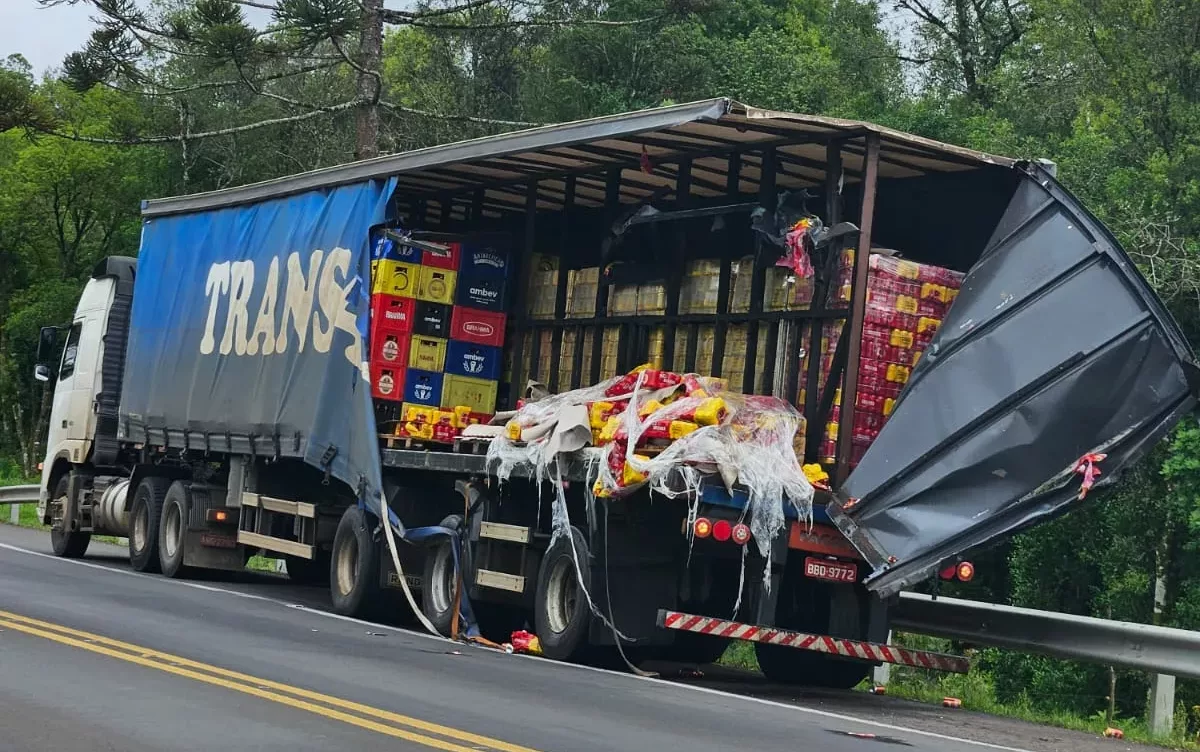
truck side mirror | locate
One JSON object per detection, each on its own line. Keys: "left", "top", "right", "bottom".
{"left": 34, "top": 326, "right": 60, "bottom": 382}
{"left": 36, "top": 326, "right": 59, "bottom": 363}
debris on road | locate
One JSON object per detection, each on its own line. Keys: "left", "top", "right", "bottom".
{"left": 942, "top": 697, "right": 962, "bottom": 708}
{"left": 1103, "top": 727, "right": 1124, "bottom": 739}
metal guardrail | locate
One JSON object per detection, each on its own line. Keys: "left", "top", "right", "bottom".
{"left": 895, "top": 592, "right": 1200, "bottom": 681}
{"left": 0, "top": 485, "right": 39, "bottom": 506}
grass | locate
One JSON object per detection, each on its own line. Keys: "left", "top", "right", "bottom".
{"left": 715, "top": 630, "right": 1197, "bottom": 749}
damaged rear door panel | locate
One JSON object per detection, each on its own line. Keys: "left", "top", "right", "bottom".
{"left": 829, "top": 162, "right": 1199, "bottom": 598}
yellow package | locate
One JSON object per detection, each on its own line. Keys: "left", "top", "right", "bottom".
{"left": 883, "top": 397, "right": 896, "bottom": 416}
{"left": 589, "top": 401, "right": 616, "bottom": 429}
{"left": 599, "top": 415, "right": 623, "bottom": 443}
{"left": 886, "top": 364, "right": 911, "bottom": 384}
{"left": 917, "top": 316, "right": 941, "bottom": 334}
{"left": 638, "top": 400, "right": 665, "bottom": 418}
{"left": 592, "top": 479, "right": 613, "bottom": 498}
{"left": 623, "top": 458, "right": 648, "bottom": 486}
{"left": 403, "top": 404, "right": 436, "bottom": 424}
{"left": 895, "top": 295, "right": 918, "bottom": 314}
{"left": 668, "top": 421, "right": 699, "bottom": 439}
{"left": 890, "top": 329, "right": 914, "bottom": 348}
{"left": 895, "top": 260, "right": 921, "bottom": 279}
{"left": 825, "top": 421, "right": 839, "bottom": 441}
{"left": 404, "top": 421, "right": 434, "bottom": 440}
{"left": 506, "top": 421, "right": 522, "bottom": 440}
{"left": 694, "top": 397, "right": 727, "bottom": 426}
{"left": 803, "top": 463, "right": 829, "bottom": 485}
{"left": 452, "top": 405, "right": 473, "bottom": 428}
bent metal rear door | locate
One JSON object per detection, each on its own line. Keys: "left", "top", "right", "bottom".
{"left": 828, "top": 162, "right": 1199, "bottom": 597}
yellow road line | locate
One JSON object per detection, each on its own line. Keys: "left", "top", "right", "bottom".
{"left": 0, "top": 610, "right": 539, "bottom": 752}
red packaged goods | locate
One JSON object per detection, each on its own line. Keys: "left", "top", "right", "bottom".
{"left": 370, "top": 294, "right": 415, "bottom": 334}
{"left": 604, "top": 368, "right": 683, "bottom": 397}
{"left": 450, "top": 306, "right": 506, "bottom": 348}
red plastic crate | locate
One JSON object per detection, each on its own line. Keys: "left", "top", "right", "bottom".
{"left": 450, "top": 306, "right": 506, "bottom": 348}
{"left": 371, "top": 363, "right": 405, "bottom": 402}
{"left": 370, "top": 294, "right": 415, "bottom": 334}
{"left": 371, "top": 331, "right": 410, "bottom": 366}
{"left": 423, "top": 241, "right": 462, "bottom": 270}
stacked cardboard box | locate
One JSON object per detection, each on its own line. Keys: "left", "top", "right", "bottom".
{"left": 369, "top": 231, "right": 509, "bottom": 441}
{"left": 815, "top": 252, "right": 963, "bottom": 467}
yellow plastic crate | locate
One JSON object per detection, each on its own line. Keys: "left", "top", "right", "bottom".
{"left": 441, "top": 374, "right": 498, "bottom": 414}
{"left": 408, "top": 335, "right": 447, "bottom": 372}
{"left": 417, "top": 266, "right": 456, "bottom": 304}
{"left": 372, "top": 260, "right": 419, "bottom": 297}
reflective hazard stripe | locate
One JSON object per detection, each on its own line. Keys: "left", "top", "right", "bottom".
{"left": 657, "top": 609, "right": 970, "bottom": 674}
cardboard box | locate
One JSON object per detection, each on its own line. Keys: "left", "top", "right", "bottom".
{"left": 408, "top": 335, "right": 447, "bottom": 372}
{"left": 565, "top": 267, "right": 599, "bottom": 318}
{"left": 403, "top": 369, "right": 444, "bottom": 407}
{"left": 417, "top": 266, "right": 456, "bottom": 305}
{"left": 450, "top": 306, "right": 506, "bottom": 348}
{"left": 441, "top": 374, "right": 498, "bottom": 414}
{"left": 369, "top": 294, "right": 415, "bottom": 334}
{"left": 372, "top": 260, "right": 419, "bottom": 298}
{"left": 446, "top": 340, "right": 502, "bottom": 381}
{"left": 413, "top": 301, "right": 451, "bottom": 338}
{"left": 371, "top": 363, "right": 405, "bottom": 402}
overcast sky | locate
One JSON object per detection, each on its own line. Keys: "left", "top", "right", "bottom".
{"left": 1, "top": 2, "right": 97, "bottom": 75}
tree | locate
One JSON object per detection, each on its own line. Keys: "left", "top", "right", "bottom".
{"left": 30, "top": 0, "right": 667, "bottom": 159}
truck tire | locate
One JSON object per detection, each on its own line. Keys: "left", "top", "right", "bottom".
{"left": 755, "top": 576, "right": 872, "bottom": 690}
{"left": 286, "top": 552, "right": 331, "bottom": 586}
{"left": 330, "top": 505, "right": 381, "bottom": 618}
{"left": 422, "top": 514, "right": 466, "bottom": 636}
{"left": 534, "top": 527, "right": 592, "bottom": 662}
{"left": 129, "top": 476, "right": 170, "bottom": 573}
{"left": 662, "top": 630, "right": 731, "bottom": 666}
{"left": 49, "top": 475, "right": 91, "bottom": 559}
{"left": 158, "top": 481, "right": 192, "bottom": 578}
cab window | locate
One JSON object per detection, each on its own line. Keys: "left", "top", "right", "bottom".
{"left": 59, "top": 323, "right": 82, "bottom": 381}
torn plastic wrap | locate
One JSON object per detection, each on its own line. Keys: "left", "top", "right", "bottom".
{"left": 486, "top": 367, "right": 815, "bottom": 565}
{"left": 829, "top": 162, "right": 1200, "bottom": 597}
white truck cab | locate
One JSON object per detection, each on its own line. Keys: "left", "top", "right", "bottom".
{"left": 35, "top": 258, "right": 136, "bottom": 544}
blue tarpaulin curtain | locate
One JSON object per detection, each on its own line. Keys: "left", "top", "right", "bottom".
{"left": 122, "top": 178, "right": 398, "bottom": 516}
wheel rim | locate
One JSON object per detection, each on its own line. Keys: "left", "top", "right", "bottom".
{"left": 429, "top": 542, "right": 454, "bottom": 615}
{"left": 51, "top": 491, "right": 68, "bottom": 532}
{"left": 132, "top": 502, "right": 147, "bottom": 552}
{"left": 163, "top": 501, "right": 181, "bottom": 559}
{"left": 545, "top": 555, "right": 579, "bottom": 635}
{"left": 336, "top": 534, "right": 358, "bottom": 596}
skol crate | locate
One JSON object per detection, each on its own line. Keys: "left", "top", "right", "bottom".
{"left": 417, "top": 266, "right": 457, "bottom": 305}
{"left": 371, "top": 260, "right": 419, "bottom": 298}
{"left": 408, "top": 335, "right": 447, "bottom": 372}
{"left": 441, "top": 374, "right": 499, "bottom": 414}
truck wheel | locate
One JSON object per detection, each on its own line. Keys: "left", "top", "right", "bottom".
{"left": 286, "top": 552, "right": 331, "bottom": 586}
{"left": 534, "top": 527, "right": 592, "bottom": 662}
{"left": 422, "top": 514, "right": 466, "bottom": 636}
{"left": 49, "top": 475, "right": 91, "bottom": 559}
{"left": 330, "top": 505, "right": 381, "bottom": 618}
{"left": 129, "top": 476, "right": 170, "bottom": 573}
{"left": 158, "top": 481, "right": 192, "bottom": 578}
{"left": 755, "top": 576, "right": 872, "bottom": 689}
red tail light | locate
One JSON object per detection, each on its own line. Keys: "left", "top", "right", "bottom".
{"left": 956, "top": 562, "right": 975, "bottom": 582}
{"left": 712, "top": 519, "right": 732, "bottom": 542}
{"left": 693, "top": 517, "right": 712, "bottom": 539}
{"left": 731, "top": 523, "right": 751, "bottom": 545}
{"left": 939, "top": 564, "right": 956, "bottom": 581}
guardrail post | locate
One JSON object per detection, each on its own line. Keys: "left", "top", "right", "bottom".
{"left": 872, "top": 630, "right": 893, "bottom": 686}
{"left": 1149, "top": 673, "right": 1175, "bottom": 736}
{"left": 9, "top": 504, "right": 19, "bottom": 524}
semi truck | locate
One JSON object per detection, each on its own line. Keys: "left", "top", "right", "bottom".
{"left": 34, "top": 99, "right": 1197, "bottom": 687}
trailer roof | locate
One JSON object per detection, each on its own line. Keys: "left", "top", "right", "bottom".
{"left": 141, "top": 98, "right": 1016, "bottom": 219}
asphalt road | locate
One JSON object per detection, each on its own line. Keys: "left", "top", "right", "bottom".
{"left": 0, "top": 523, "right": 1145, "bottom": 752}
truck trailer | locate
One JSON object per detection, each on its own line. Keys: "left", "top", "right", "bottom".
{"left": 34, "top": 99, "right": 1198, "bottom": 687}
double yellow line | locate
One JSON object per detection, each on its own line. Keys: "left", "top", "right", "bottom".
{"left": 0, "top": 608, "right": 539, "bottom": 752}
